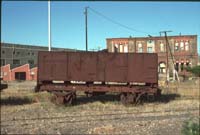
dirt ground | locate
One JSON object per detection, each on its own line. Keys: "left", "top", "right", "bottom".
{"left": 1, "top": 81, "right": 199, "bottom": 135}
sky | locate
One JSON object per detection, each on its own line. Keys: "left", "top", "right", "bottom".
{"left": 1, "top": 1, "right": 200, "bottom": 53}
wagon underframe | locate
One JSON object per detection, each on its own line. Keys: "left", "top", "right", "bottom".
{"left": 36, "top": 82, "right": 159, "bottom": 105}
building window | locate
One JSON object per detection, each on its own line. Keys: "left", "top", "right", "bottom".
{"left": 147, "top": 40, "right": 155, "bottom": 53}
{"left": 28, "top": 52, "right": 30, "bottom": 55}
{"left": 119, "top": 44, "right": 123, "bottom": 52}
{"left": 1, "top": 59, "right": 5, "bottom": 66}
{"left": 28, "top": 60, "right": 34, "bottom": 65}
{"left": 137, "top": 43, "right": 143, "bottom": 53}
{"left": 13, "top": 59, "right": 20, "bottom": 65}
{"left": 147, "top": 47, "right": 153, "bottom": 53}
{"left": 185, "top": 41, "right": 189, "bottom": 51}
{"left": 2, "top": 50, "right": 5, "bottom": 54}
{"left": 180, "top": 41, "right": 184, "bottom": 50}
{"left": 181, "top": 63, "right": 184, "bottom": 71}
{"left": 114, "top": 44, "right": 119, "bottom": 52}
{"left": 124, "top": 45, "right": 128, "bottom": 53}
{"left": 175, "top": 42, "right": 179, "bottom": 51}
{"left": 32, "top": 52, "right": 34, "bottom": 56}
{"left": 175, "top": 63, "right": 179, "bottom": 72}
{"left": 160, "top": 42, "right": 165, "bottom": 52}
{"left": 17, "top": 52, "right": 20, "bottom": 55}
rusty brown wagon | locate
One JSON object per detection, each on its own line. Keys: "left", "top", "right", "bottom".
{"left": 35, "top": 51, "right": 160, "bottom": 105}
{"left": 0, "top": 77, "right": 8, "bottom": 91}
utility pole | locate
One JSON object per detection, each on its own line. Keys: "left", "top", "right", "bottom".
{"left": 160, "top": 31, "right": 180, "bottom": 84}
{"left": 84, "top": 7, "right": 89, "bottom": 51}
{"left": 160, "top": 31, "right": 172, "bottom": 86}
{"left": 48, "top": 0, "right": 51, "bottom": 51}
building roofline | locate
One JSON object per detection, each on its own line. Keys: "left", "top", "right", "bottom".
{"left": 30, "top": 67, "right": 37, "bottom": 70}
{"left": 11, "top": 64, "right": 29, "bottom": 71}
{"left": 106, "top": 35, "right": 198, "bottom": 40}
{"left": 0, "top": 64, "right": 10, "bottom": 69}
{"left": 1, "top": 42, "right": 75, "bottom": 50}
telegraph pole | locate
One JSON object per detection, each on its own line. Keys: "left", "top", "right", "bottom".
{"left": 160, "top": 31, "right": 172, "bottom": 86}
{"left": 48, "top": 0, "right": 51, "bottom": 51}
{"left": 84, "top": 7, "right": 89, "bottom": 51}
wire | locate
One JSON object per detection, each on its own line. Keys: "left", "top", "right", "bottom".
{"left": 88, "top": 7, "right": 153, "bottom": 35}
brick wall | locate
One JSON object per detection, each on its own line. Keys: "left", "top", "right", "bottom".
{"left": 106, "top": 35, "right": 198, "bottom": 73}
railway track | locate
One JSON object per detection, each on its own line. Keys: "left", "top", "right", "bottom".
{"left": 1, "top": 107, "right": 199, "bottom": 127}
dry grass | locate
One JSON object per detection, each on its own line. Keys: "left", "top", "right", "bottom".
{"left": 1, "top": 81, "right": 199, "bottom": 134}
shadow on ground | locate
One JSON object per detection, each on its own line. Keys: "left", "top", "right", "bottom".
{"left": 1, "top": 96, "right": 34, "bottom": 106}
{"left": 74, "top": 93, "right": 181, "bottom": 105}
{"left": 76, "top": 94, "right": 120, "bottom": 105}
{"left": 154, "top": 93, "right": 181, "bottom": 103}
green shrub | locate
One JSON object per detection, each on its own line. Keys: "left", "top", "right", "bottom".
{"left": 182, "top": 119, "right": 199, "bottom": 135}
{"left": 185, "top": 66, "right": 200, "bottom": 77}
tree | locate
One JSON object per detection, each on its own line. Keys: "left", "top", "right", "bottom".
{"left": 185, "top": 65, "right": 200, "bottom": 77}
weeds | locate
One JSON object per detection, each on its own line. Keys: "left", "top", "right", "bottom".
{"left": 182, "top": 118, "right": 199, "bottom": 135}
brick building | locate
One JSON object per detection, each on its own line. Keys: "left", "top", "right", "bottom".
{"left": 106, "top": 35, "right": 198, "bottom": 74}
{"left": 0, "top": 43, "right": 75, "bottom": 81}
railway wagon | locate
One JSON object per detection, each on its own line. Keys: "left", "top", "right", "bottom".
{"left": 35, "top": 51, "right": 159, "bottom": 104}
{"left": 0, "top": 77, "right": 8, "bottom": 91}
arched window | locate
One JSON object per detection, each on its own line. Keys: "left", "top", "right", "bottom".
{"left": 147, "top": 40, "right": 155, "bottom": 53}
{"left": 185, "top": 41, "right": 189, "bottom": 51}
{"left": 137, "top": 43, "right": 143, "bottom": 53}
{"left": 180, "top": 41, "right": 184, "bottom": 50}
{"left": 114, "top": 44, "right": 118, "bottom": 52}
{"left": 160, "top": 42, "right": 165, "bottom": 52}
{"left": 175, "top": 42, "right": 179, "bottom": 51}
{"left": 124, "top": 44, "right": 128, "bottom": 53}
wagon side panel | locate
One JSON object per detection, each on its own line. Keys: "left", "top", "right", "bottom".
{"left": 143, "top": 53, "right": 158, "bottom": 83}
{"left": 127, "top": 54, "right": 144, "bottom": 82}
{"left": 80, "top": 52, "right": 97, "bottom": 81}
{"left": 105, "top": 53, "right": 128, "bottom": 82}
{"left": 38, "top": 52, "right": 68, "bottom": 81}
{"left": 68, "top": 52, "right": 81, "bottom": 81}
{"left": 38, "top": 52, "right": 52, "bottom": 81}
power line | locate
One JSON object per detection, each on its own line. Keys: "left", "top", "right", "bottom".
{"left": 88, "top": 7, "right": 153, "bottom": 36}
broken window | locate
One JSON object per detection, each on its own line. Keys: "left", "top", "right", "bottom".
{"left": 114, "top": 44, "right": 119, "bottom": 52}
{"left": 147, "top": 47, "right": 153, "bottom": 53}
{"left": 147, "top": 40, "right": 155, "bottom": 53}
{"left": 175, "top": 42, "right": 179, "bottom": 51}
{"left": 119, "top": 45, "right": 123, "bottom": 52}
{"left": 1, "top": 59, "right": 5, "bottom": 66}
{"left": 28, "top": 60, "right": 34, "bottom": 65}
{"left": 180, "top": 41, "right": 184, "bottom": 50}
{"left": 13, "top": 59, "right": 20, "bottom": 65}
{"left": 185, "top": 41, "right": 189, "bottom": 51}
{"left": 175, "top": 63, "right": 179, "bottom": 72}
{"left": 160, "top": 42, "right": 165, "bottom": 52}
{"left": 181, "top": 63, "right": 184, "bottom": 71}
{"left": 124, "top": 45, "right": 128, "bottom": 53}
{"left": 137, "top": 43, "right": 143, "bottom": 53}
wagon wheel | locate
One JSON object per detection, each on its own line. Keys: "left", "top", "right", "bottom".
{"left": 51, "top": 94, "right": 65, "bottom": 104}
{"left": 155, "top": 89, "right": 162, "bottom": 101}
{"left": 127, "top": 93, "right": 136, "bottom": 104}
{"left": 135, "top": 93, "right": 144, "bottom": 105}
{"left": 64, "top": 94, "right": 72, "bottom": 105}
{"left": 120, "top": 93, "right": 127, "bottom": 104}
{"left": 64, "top": 92, "right": 76, "bottom": 105}
{"left": 85, "top": 92, "right": 93, "bottom": 97}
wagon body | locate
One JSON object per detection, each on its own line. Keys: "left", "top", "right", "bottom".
{"left": 37, "top": 51, "right": 158, "bottom": 84}
{"left": 36, "top": 51, "right": 159, "bottom": 104}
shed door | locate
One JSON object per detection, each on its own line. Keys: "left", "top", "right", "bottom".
{"left": 15, "top": 72, "right": 26, "bottom": 80}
